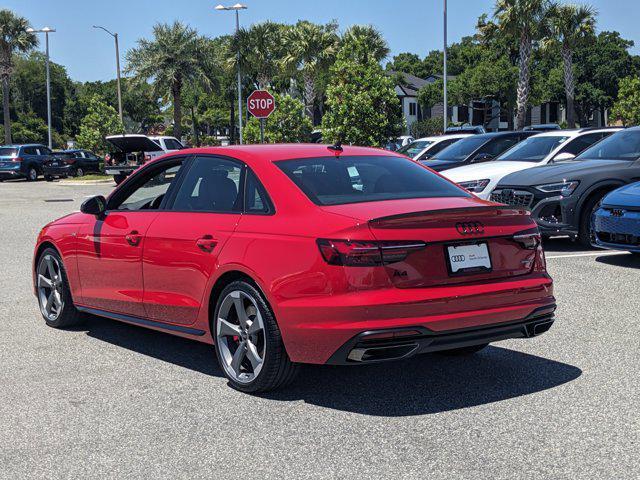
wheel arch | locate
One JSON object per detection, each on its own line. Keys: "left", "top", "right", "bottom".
{"left": 33, "top": 241, "right": 61, "bottom": 292}
{"left": 576, "top": 180, "right": 625, "bottom": 218}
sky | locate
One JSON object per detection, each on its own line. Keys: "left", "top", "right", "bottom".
{"left": 5, "top": 0, "right": 640, "bottom": 83}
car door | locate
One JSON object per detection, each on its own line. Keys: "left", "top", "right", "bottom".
{"left": 142, "top": 155, "right": 244, "bottom": 325}
{"left": 75, "top": 158, "right": 185, "bottom": 317}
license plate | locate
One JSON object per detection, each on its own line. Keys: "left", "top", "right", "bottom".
{"left": 447, "top": 243, "right": 491, "bottom": 274}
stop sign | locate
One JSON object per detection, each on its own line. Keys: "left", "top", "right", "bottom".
{"left": 247, "top": 90, "right": 276, "bottom": 119}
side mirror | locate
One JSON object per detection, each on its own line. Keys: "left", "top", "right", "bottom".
{"left": 472, "top": 153, "right": 494, "bottom": 163}
{"left": 553, "top": 152, "right": 576, "bottom": 162}
{"left": 81, "top": 195, "right": 107, "bottom": 216}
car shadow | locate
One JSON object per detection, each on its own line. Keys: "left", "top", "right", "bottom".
{"left": 596, "top": 252, "right": 639, "bottom": 269}
{"left": 542, "top": 237, "right": 588, "bottom": 253}
{"left": 79, "top": 314, "right": 581, "bottom": 416}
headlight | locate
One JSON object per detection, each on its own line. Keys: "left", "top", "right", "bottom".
{"left": 535, "top": 181, "right": 579, "bottom": 196}
{"left": 458, "top": 179, "right": 490, "bottom": 193}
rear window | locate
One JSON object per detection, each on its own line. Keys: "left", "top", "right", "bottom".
{"left": 276, "top": 155, "right": 469, "bottom": 206}
{"left": 0, "top": 147, "right": 18, "bottom": 157}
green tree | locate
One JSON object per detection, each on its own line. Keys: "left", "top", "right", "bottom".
{"left": 0, "top": 9, "right": 38, "bottom": 144}
{"left": 282, "top": 21, "right": 339, "bottom": 121}
{"left": 479, "top": 0, "right": 552, "bottom": 129}
{"left": 409, "top": 118, "right": 444, "bottom": 138}
{"left": 546, "top": 3, "right": 596, "bottom": 127}
{"left": 340, "top": 25, "right": 390, "bottom": 63}
{"left": 75, "top": 95, "right": 123, "bottom": 154}
{"left": 612, "top": 76, "right": 640, "bottom": 126}
{"left": 244, "top": 93, "right": 311, "bottom": 144}
{"left": 322, "top": 36, "right": 403, "bottom": 147}
{"left": 385, "top": 52, "right": 428, "bottom": 77}
{"left": 126, "top": 21, "right": 212, "bottom": 140}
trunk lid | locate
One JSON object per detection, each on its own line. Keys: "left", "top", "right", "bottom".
{"left": 323, "top": 198, "right": 538, "bottom": 288}
{"left": 105, "top": 135, "right": 164, "bottom": 153}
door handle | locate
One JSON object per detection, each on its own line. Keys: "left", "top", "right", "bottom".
{"left": 125, "top": 230, "right": 142, "bottom": 246}
{"left": 196, "top": 235, "right": 218, "bottom": 253}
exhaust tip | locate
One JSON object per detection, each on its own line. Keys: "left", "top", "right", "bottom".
{"left": 527, "top": 320, "right": 554, "bottom": 337}
{"left": 347, "top": 343, "right": 418, "bottom": 363}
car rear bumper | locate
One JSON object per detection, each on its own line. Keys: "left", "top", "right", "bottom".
{"left": 43, "top": 165, "right": 73, "bottom": 176}
{"left": 0, "top": 169, "right": 24, "bottom": 179}
{"left": 105, "top": 166, "right": 136, "bottom": 176}
{"left": 277, "top": 273, "right": 555, "bottom": 364}
{"left": 326, "top": 306, "right": 556, "bottom": 365}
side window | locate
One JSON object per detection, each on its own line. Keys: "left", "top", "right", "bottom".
{"left": 38, "top": 147, "right": 52, "bottom": 155}
{"left": 164, "top": 138, "right": 184, "bottom": 150}
{"left": 114, "top": 161, "right": 183, "bottom": 211}
{"left": 419, "top": 138, "right": 456, "bottom": 159}
{"left": 561, "top": 133, "right": 602, "bottom": 156}
{"left": 244, "top": 169, "right": 273, "bottom": 214}
{"left": 172, "top": 156, "right": 242, "bottom": 213}
{"left": 482, "top": 137, "right": 519, "bottom": 157}
{"left": 23, "top": 147, "right": 37, "bottom": 155}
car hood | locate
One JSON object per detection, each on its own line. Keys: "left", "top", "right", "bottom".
{"left": 419, "top": 159, "right": 460, "bottom": 171}
{"left": 602, "top": 181, "right": 640, "bottom": 207}
{"left": 499, "top": 160, "right": 632, "bottom": 186}
{"left": 443, "top": 161, "right": 538, "bottom": 183}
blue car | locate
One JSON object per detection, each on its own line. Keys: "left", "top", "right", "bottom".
{"left": 593, "top": 181, "right": 640, "bottom": 253}
{"left": 0, "top": 144, "right": 54, "bottom": 181}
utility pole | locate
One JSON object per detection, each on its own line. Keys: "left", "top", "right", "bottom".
{"left": 27, "top": 27, "right": 56, "bottom": 149}
{"left": 443, "top": 0, "right": 448, "bottom": 132}
{"left": 93, "top": 26, "right": 124, "bottom": 123}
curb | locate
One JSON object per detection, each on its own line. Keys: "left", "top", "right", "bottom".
{"left": 59, "top": 179, "right": 115, "bottom": 185}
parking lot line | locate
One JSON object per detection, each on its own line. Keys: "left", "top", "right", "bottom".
{"left": 546, "top": 251, "right": 628, "bottom": 259}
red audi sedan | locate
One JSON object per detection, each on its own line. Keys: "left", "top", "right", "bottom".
{"left": 33, "top": 144, "right": 555, "bottom": 392}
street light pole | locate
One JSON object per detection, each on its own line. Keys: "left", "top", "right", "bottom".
{"left": 215, "top": 3, "right": 247, "bottom": 145}
{"left": 443, "top": 0, "right": 448, "bottom": 132}
{"left": 93, "top": 26, "right": 123, "bottom": 123}
{"left": 27, "top": 27, "right": 56, "bottom": 149}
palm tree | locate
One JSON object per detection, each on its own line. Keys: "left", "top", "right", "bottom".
{"left": 229, "top": 21, "right": 287, "bottom": 90}
{"left": 126, "top": 22, "right": 211, "bottom": 140}
{"left": 341, "top": 25, "right": 390, "bottom": 63}
{"left": 0, "top": 9, "right": 38, "bottom": 144}
{"left": 282, "top": 21, "right": 339, "bottom": 120}
{"left": 480, "top": 0, "right": 552, "bottom": 130}
{"left": 546, "top": 3, "right": 596, "bottom": 128}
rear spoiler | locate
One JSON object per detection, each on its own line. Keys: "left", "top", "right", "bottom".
{"left": 369, "top": 205, "right": 530, "bottom": 228}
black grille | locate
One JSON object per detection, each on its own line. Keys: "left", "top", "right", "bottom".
{"left": 491, "top": 189, "right": 534, "bottom": 208}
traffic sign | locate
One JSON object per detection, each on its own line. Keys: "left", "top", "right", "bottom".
{"left": 247, "top": 90, "right": 276, "bottom": 119}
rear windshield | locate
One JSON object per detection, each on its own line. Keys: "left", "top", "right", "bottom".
{"left": 432, "top": 136, "right": 488, "bottom": 161}
{"left": 498, "top": 136, "right": 569, "bottom": 162}
{"left": 397, "top": 140, "right": 434, "bottom": 158}
{"left": 576, "top": 130, "right": 640, "bottom": 161}
{"left": 276, "top": 155, "right": 469, "bottom": 206}
{"left": 0, "top": 147, "right": 18, "bottom": 157}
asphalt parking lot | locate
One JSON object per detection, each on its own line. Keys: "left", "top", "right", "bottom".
{"left": 0, "top": 179, "right": 638, "bottom": 480}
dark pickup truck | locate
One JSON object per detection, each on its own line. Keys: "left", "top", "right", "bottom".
{"left": 0, "top": 144, "right": 54, "bottom": 181}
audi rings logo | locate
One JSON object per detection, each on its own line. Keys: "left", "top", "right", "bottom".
{"left": 450, "top": 254, "right": 466, "bottom": 263}
{"left": 455, "top": 221, "right": 485, "bottom": 235}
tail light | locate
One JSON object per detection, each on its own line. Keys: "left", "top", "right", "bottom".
{"left": 104, "top": 153, "right": 112, "bottom": 165}
{"left": 11, "top": 156, "right": 23, "bottom": 163}
{"left": 64, "top": 158, "right": 76, "bottom": 165}
{"left": 317, "top": 239, "right": 426, "bottom": 266}
{"left": 513, "top": 232, "right": 541, "bottom": 249}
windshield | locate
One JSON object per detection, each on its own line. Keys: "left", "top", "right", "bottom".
{"left": 576, "top": 130, "right": 640, "bottom": 161}
{"left": 431, "top": 136, "right": 488, "bottom": 161}
{"left": 0, "top": 147, "right": 18, "bottom": 157}
{"left": 397, "top": 140, "right": 434, "bottom": 158}
{"left": 498, "top": 136, "right": 569, "bottom": 162}
{"left": 276, "top": 155, "right": 469, "bottom": 206}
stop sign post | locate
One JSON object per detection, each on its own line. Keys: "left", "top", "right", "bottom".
{"left": 247, "top": 90, "right": 276, "bottom": 143}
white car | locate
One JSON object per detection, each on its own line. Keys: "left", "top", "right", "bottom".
{"left": 397, "top": 134, "right": 472, "bottom": 161}
{"left": 443, "top": 128, "right": 621, "bottom": 200}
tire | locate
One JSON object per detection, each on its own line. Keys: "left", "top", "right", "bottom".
{"left": 35, "top": 247, "right": 84, "bottom": 328}
{"left": 26, "top": 166, "right": 38, "bottom": 182}
{"left": 113, "top": 174, "right": 127, "bottom": 185}
{"left": 437, "top": 343, "right": 489, "bottom": 356}
{"left": 75, "top": 167, "right": 84, "bottom": 177}
{"left": 578, "top": 192, "right": 607, "bottom": 248}
{"left": 44, "top": 175, "right": 54, "bottom": 182}
{"left": 213, "top": 280, "right": 299, "bottom": 393}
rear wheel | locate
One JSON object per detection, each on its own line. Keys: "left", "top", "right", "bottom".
{"left": 437, "top": 343, "right": 489, "bottom": 356}
{"left": 26, "top": 166, "right": 38, "bottom": 182}
{"left": 75, "top": 167, "right": 84, "bottom": 177}
{"left": 578, "top": 192, "right": 607, "bottom": 247}
{"left": 36, "top": 248, "right": 84, "bottom": 328}
{"left": 213, "top": 281, "right": 298, "bottom": 393}
{"left": 44, "top": 175, "right": 54, "bottom": 182}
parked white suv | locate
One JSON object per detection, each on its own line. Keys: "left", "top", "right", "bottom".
{"left": 397, "top": 134, "right": 472, "bottom": 161}
{"left": 443, "top": 128, "right": 621, "bottom": 199}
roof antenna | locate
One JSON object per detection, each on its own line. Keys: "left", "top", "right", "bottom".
{"left": 327, "top": 135, "right": 343, "bottom": 154}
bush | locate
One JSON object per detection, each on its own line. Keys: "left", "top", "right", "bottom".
{"left": 75, "top": 95, "right": 124, "bottom": 154}
{"left": 612, "top": 76, "right": 640, "bottom": 126}
{"left": 409, "top": 118, "right": 444, "bottom": 138}
{"left": 244, "top": 93, "right": 312, "bottom": 144}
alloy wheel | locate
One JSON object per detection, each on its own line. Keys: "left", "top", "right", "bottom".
{"left": 29, "top": 168, "right": 37, "bottom": 181}
{"left": 76, "top": 168, "right": 84, "bottom": 177}
{"left": 37, "top": 254, "right": 65, "bottom": 321}
{"left": 216, "top": 290, "right": 266, "bottom": 384}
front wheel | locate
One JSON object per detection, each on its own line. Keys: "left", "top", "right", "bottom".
{"left": 578, "top": 193, "right": 607, "bottom": 248}
{"left": 75, "top": 167, "right": 84, "bottom": 177}
{"left": 36, "top": 248, "right": 84, "bottom": 328}
{"left": 213, "top": 281, "right": 299, "bottom": 393}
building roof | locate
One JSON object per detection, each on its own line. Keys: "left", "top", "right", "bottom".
{"left": 388, "top": 71, "right": 457, "bottom": 98}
